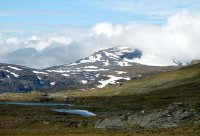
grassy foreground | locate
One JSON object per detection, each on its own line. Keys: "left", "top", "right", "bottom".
{"left": 0, "top": 63, "right": 200, "bottom": 135}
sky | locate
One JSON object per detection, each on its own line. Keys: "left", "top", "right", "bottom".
{"left": 0, "top": 0, "right": 200, "bottom": 68}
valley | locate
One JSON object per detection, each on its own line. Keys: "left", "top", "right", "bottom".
{"left": 1, "top": 1, "right": 200, "bottom": 135}
{"left": 0, "top": 63, "right": 199, "bottom": 135}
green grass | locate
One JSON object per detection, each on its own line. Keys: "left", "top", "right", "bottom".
{"left": 49, "top": 63, "right": 200, "bottom": 97}
{"left": 0, "top": 64, "right": 200, "bottom": 135}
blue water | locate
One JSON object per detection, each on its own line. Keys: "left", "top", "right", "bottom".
{"left": 0, "top": 102, "right": 73, "bottom": 106}
{"left": 0, "top": 102, "right": 96, "bottom": 117}
{"left": 51, "top": 109, "right": 96, "bottom": 117}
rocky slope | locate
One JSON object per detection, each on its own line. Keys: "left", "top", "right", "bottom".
{"left": 95, "top": 103, "right": 197, "bottom": 130}
{"left": 0, "top": 63, "right": 78, "bottom": 93}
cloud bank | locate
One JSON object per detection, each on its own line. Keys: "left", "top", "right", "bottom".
{"left": 0, "top": 11, "right": 200, "bottom": 68}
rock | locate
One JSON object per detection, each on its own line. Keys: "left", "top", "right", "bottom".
{"left": 120, "top": 49, "right": 142, "bottom": 59}
{"left": 65, "top": 97, "right": 76, "bottom": 102}
{"left": 68, "top": 121, "right": 83, "bottom": 127}
{"left": 128, "top": 102, "right": 192, "bottom": 129}
{"left": 42, "top": 121, "right": 49, "bottom": 125}
{"left": 193, "top": 118, "right": 200, "bottom": 125}
{"left": 95, "top": 103, "right": 194, "bottom": 130}
{"left": 95, "top": 116, "right": 128, "bottom": 129}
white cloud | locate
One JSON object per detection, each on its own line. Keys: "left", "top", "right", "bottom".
{"left": 48, "top": 36, "right": 72, "bottom": 45}
{"left": 0, "top": 34, "right": 3, "bottom": 44}
{"left": 92, "top": 22, "right": 123, "bottom": 37}
{"left": 0, "top": 11, "right": 200, "bottom": 68}
{"left": 28, "top": 35, "right": 40, "bottom": 41}
{"left": 6, "top": 37, "right": 19, "bottom": 45}
{"left": 32, "top": 41, "right": 50, "bottom": 51}
{"left": 25, "top": 36, "right": 73, "bottom": 51}
{"left": 89, "top": 11, "right": 200, "bottom": 65}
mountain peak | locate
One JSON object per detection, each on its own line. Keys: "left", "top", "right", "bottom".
{"left": 72, "top": 46, "right": 142, "bottom": 67}
{"left": 44, "top": 46, "right": 144, "bottom": 89}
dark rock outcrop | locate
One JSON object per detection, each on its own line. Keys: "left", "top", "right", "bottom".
{"left": 95, "top": 103, "right": 194, "bottom": 130}
{"left": 120, "top": 49, "right": 142, "bottom": 59}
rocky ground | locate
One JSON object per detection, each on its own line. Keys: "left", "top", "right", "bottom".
{"left": 0, "top": 101, "right": 200, "bottom": 136}
{"left": 95, "top": 102, "right": 200, "bottom": 130}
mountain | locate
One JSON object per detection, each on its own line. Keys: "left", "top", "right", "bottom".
{"left": 0, "top": 46, "right": 178, "bottom": 93}
{"left": 48, "top": 46, "right": 142, "bottom": 69}
{"left": 45, "top": 46, "right": 177, "bottom": 89}
{"left": 0, "top": 63, "right": 78, "bottom": 93}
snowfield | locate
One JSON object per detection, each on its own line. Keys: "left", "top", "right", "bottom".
{"left": 0, "top": 69, "right": 20, "bottom": 78}
{"left": 97, "top": 75, "right": 130, "bottom": 88}
{"left": 7, "top": 66, "right": 22, "bottom": 71}
{"left": 33, "top": 71, "right": 48, "bottom": 75}
{"left": 81, "top": 80, "right": 88, "bottom": 84}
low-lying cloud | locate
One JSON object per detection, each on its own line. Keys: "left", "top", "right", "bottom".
{"left": 0, "top": 11, "right": 200, "bottom": 68}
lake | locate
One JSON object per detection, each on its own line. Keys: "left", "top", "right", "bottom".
{"left": 0, "top": 101, "right": 73, "bottom": 106}
{"left": 51, "top": 109, "right": 96, "bottom": 117}
{"left": 0, "top": 101, "right": 96, "bottom": 117}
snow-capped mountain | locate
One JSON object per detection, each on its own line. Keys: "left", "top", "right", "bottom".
{"left": 0, "top": 46, "right": 178, "bottom": 93}
{"left": 0, "top": 63, "right": 78, "bottom": 93}
{"left": 49, "top": 46, "right": 142, "bottom": 69}
{"left": 45, "top": 46, "right": 142, "bottom": 89}
{"left": 45, "top": 46, "right": 176, "bottom": 90}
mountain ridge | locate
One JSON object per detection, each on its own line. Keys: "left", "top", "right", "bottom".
{"left": 0, "top": 46, "right": 180, "bottom": 93}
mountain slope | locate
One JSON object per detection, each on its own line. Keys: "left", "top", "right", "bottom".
{"left": 45, "top": 46, "right": 177, "bottom": 89}
{"left": 0, "top": 46, "right": 179, "bottom": 93}
{"left": 57, "top": 63, "right": 200, "bottom": 97}
{"left": 0, "top": 63, "right": 78, "bottom": 93}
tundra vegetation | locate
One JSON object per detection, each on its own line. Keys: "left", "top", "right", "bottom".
{"left": 0, "top": 63, "right": 200, "bottom": 136}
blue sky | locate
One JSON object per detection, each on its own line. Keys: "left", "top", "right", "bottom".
{"left": 0, "top": 0, "right": 200, "bottom": 68}
{"left": 1, "top": 0, "right": 200, "bottom": 33}
{"left": 0, "top": 0, "right": 133, "bottom": 27}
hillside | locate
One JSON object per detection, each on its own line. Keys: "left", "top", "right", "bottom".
{"left": 0, "top": 62, "right": 199, "bottom": 136}
{"left": 0, "top": 46, "right": 178, "bottom": 93}
{"left": 50, "top": 63, "right": 200, "bottom": 97}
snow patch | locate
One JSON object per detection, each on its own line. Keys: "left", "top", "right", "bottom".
{"left": 50, "top": 81, "right": 56, "bottom": 86}
{"left": 103, "top": 51, "right": 119, "bottom": 59}
{"left": 47, "top": 69, "right": 67, "bottom": 73}
{"left": 117, "top": 61, "right": 130, "bottom": 66}
{"left": 115, "top": 71, "right": 127, "bottom": 74}
{"left": 62, "top": 74, "right": 69, "bottom": 77}
{"left": 102, "top": 60, "right": 109, "bottom": 66}
{"left": 84, "top": 66, "right": 98, "bottom": 69}
{"left": 7, "top": 66, "right": 22, "bottom": 71}
{"left": 67, "top": 63, "right": 77, "bottom": 66}
{"left": 80, "top": 54, "right": 102, "bottom": 63}
{"left": 96, "top": 54, "right": 102, "bottom": 61}
{"left": 37, "top": 76, "right": 41, "bottom": 80}
{"left": 81, "top": 80, "right": 88, "bottom": 84}
{"left": 10, "top": 72, "right": 19, "bottom": 78}
{"left": 0, "top": 69, "right": 19, "bottom": 78}
{"left": 83, "top": 68, "right": 108, "bottom": 72}
{"left": 33, "top": 71, "right": 48, "bottom": 75}
{"left": 95, "top": 74, "right": 100, "bottom": 78}
{"left": 97, "top": 75, "right": 129, "bottom": 88}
